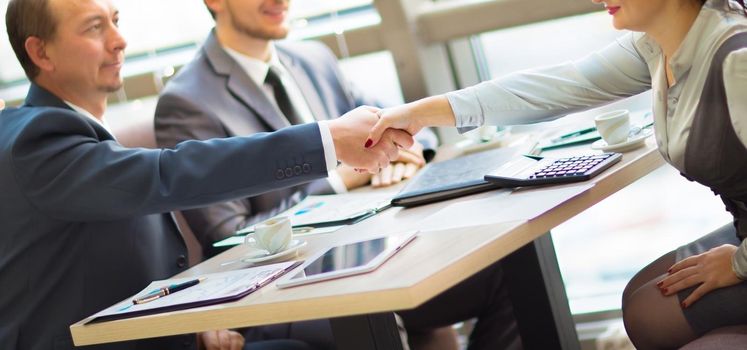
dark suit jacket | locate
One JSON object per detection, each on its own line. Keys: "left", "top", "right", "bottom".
{"left": 0, "top": 84, "right": 329, "bottom": 350}
{"left": 154, "top": 31, "right": 384, "bottom": 254}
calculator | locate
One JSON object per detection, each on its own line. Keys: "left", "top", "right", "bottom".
{"left": 484, "top": 152, "right": 622, "bottom": 187}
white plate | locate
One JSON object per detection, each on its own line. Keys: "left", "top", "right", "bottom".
{"left": 591, "top": 128, "right": 654, "bottom": 152}
{"left": 241, "top": 238, "right": 307, "bottom": 264}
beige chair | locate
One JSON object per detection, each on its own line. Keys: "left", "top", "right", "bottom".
{"left": 107, "top": 96, "right": 204, "bottom": 266}
{"left": 680, "top": 325, "right": 747, "bottom": 350}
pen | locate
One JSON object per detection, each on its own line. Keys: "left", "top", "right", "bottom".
{"left": 551, "top": 126, "right": 597, "bottom": 142}
{"left": 132, "top": 277, "right": 205, "bottom": 304}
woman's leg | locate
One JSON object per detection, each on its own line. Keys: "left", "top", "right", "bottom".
{"left": 622, "top": 223, "right": 745, "bottom": 349}
{"left": 622, "top": 250, "right": 697, "bottom": 349}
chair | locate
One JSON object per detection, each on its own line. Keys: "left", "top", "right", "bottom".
{"left": 680, "top": 325, "right": 747, "bottom": 349}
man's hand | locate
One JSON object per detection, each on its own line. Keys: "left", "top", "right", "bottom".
{"left": 328, "top": 106, "right": 414, "bottom": 173}
{"left": 658, "top": 244, "right": 743, "bottom": 308}
{"left": 371, "top": 142, "right": 425, "bottom": 187}
{"left": 337, "top": 164, "right": 374, "bottom": 190}
{"left": 197, "top": 330, "right": 245, "bottom": 350}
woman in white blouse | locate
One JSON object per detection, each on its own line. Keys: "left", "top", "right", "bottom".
{"left": 366, "top": 0, "right": 747, "bottom": 348}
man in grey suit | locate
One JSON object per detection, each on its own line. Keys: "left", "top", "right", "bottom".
{"left": 155, "top": 1, "right": 435, "bottom": 258}
{"left": 0, "top": 0, "right": 411, "bottom": 349}
{"left": 153, "top": 1, "right": 522, "bottom": 350}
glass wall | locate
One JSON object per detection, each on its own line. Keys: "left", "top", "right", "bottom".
{"left": 479, "top": 12, "right": 621, "bottom": 78}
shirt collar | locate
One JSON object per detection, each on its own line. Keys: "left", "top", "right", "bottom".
{"left": 64, "top": 100, "right": 113, "bottom": 134}
{"left": 668, "top": 0, "right": 745, "bottom": 85}
{"left": 667, "top": 5, "right": 715, "bottom": 85}
{"left": 223, "top": 44, "right": 284, "bottom": 87}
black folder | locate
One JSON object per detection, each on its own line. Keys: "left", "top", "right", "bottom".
{"left": 391, "top": 146, "right": 522, "bottom": 207}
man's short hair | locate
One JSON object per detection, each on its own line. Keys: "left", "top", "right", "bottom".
{"left": 6, "top": 0, "right": 58, "bottom": 79}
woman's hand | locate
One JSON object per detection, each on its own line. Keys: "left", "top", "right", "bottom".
{"left": 658, "top": 244, "right": 743, "bottom": 308}
{"left": 329, "top": 106, "right": 414, "bottom": 173}
{"left": 366, "top": 96, "right": 456, "bottom": 148}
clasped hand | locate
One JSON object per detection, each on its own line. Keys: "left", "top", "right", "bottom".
{"left": 657, "top": 244, "right": 742, "bottom": 308}
{"left": 328, "top": 106, "right": 414, "bottom": 173}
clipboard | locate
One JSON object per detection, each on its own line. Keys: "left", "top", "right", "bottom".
{"left": 86, "top": 261, "right": 302, "bottom": 323}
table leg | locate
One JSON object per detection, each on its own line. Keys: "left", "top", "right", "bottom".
{"left": 503, "top": 232, "right": 580, "bottom": 350}
{"left": 330, "top": 312, "right": 405, "bottom": 350}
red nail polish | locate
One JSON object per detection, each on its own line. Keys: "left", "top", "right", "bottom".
{"left": 656, "top": 281, "right": 663, "bottom": 287}
{"left": 661, "top": 288, "right": 668, "bottom": 295}
{"left": 364, "top": 139, "right": 373, "bottom": 148}
{"left": 681, "top": 301, "right": 687, "bottom": 308}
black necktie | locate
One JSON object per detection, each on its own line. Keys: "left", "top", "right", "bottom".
{"left": 264, "top": 67, "right": 303, "bottom": 125}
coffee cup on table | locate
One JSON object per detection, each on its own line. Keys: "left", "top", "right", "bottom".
{"left": 248, "top": 216, "right": 292, "bottom": 254}
{"left": 594, "top": 109, "right": 630, "bottom": 145}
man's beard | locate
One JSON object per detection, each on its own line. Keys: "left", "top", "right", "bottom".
{"left": 229, "top": 10, "right": 289, "bottom": 40}
{"left": 99, "top": 78, "right": 123, "bottom": 93}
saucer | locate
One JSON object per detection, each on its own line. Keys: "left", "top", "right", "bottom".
{"left": 242, "top": 238, "right": 307, "bottom": 264}
{"left": 591, "top": 128, "right": 654, "bottom": 152}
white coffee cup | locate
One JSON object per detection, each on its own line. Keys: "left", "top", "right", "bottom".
{"left": 594, "top": 109, "right": 630, "bottom": 145}
{"left": 248, "top": 216, "right": 292, "bottom": 254}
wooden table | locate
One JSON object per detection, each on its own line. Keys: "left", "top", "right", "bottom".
{"left": 71, "top": 136, "right": 664, "bottom": 349}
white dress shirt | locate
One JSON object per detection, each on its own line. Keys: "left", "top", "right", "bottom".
{"left": 445, "top": 0, "right": 747, "bottom": 276}
{"left": 64, "top": 100, "right": 115, "bottom": 137}
{"left": 223, "top": 45, "right": 343, "bottom": 191}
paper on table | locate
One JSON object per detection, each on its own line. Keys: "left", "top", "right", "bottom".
{"left": 87, "top": 261, "right": 300, "bottom": 323}
{"left": 417, "top": 184, "right": 593, "bottom": 231}
{"left": 237, "top": 191, "right": 396, "bottom": 234}
{"left": 214, "top": 225, "right": 343, "bottom": 248}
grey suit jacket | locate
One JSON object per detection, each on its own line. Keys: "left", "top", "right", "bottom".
{"left": 0, "top": 84, "right": 329, "bottom": 350}
{"left": 154, "top": 32, "right": 384, "bottom": 254}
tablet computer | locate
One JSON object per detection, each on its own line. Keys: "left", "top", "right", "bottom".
{"left": 275, "top": 231, "right": 418, "bottom": 289}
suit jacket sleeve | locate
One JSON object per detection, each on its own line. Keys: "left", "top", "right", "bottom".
{"left": 12, "top": 107, "right": 327, "bottom": 222}
{"left": 154, "top": 92, "right": 313, "bottom": 246}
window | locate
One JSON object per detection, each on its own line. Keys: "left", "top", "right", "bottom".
{"left": 0, "top": 0, "right": 377, "bottom": 89}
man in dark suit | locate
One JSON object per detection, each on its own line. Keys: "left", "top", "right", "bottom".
{"left": 0, "top": 0, "right": 411, "bottom": 349}
{"left": 151, "top": 1, "right": 522, "bottom": 350}
{"left": 154, "top": 3, "right": 435, "bottom": 258}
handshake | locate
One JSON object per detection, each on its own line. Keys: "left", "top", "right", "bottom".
{"left": 326, "top": 106, "right": 416, "bottom": 174}
{"left": 328, "top": 99, "right": 444, "bottom": 175}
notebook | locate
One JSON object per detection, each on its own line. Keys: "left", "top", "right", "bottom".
{"left": 391, "top": 146, "right": 524, "bottom": 207}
